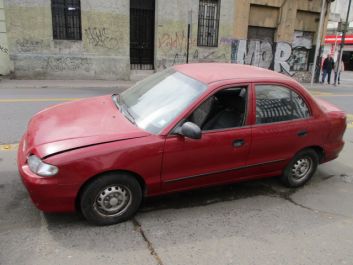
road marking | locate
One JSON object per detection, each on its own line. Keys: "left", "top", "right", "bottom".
{"left": 0, "top": 98, "right": 80, "bottom": 103}
{"left": 310, "top": 91, "right": 333, "bottom": 96}
{"left": 313, "top": 93, "right": 353, "bottom": 97}
{"left": 0, "top": 144, "right": 19, "bottom": 151}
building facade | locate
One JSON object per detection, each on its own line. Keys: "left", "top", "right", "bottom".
{"left": 325, "top": 0, "right": 353, "bottom": 71}
{"left": 0, "top": 0, "right": 12, "bottom": 75}
{"left": 1, "top": 0, "right": 329, "bottom": 81}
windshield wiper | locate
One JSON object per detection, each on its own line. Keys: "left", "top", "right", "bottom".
{"left": 112, "top": 94, "right": 135, "bottom": 124}
{"left": 120, "top": 102, "right": 136, "bottom": 126}
{"left": 112, "top": 94, "right": 121, "bottom": 110}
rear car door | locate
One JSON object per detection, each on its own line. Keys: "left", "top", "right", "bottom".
{"left": 247, "top": 83, "right": 317, "bottom": 176}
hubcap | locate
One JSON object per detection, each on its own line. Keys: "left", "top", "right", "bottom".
{"left": 291, "top": 157, "right": 313, "bottom": 181}
{"left": 94, "top": 185, "right": 132, "bottom": 217}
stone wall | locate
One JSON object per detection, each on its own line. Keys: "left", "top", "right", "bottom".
{"left": 4, "top": 0, "right": 130, "bottom": 80}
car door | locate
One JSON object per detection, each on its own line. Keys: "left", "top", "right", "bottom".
{"left": 161, "top": 85, "right": 253, "bottom": 192}
{"left": 247, "top": 83, "right": 317, "bottom": 177}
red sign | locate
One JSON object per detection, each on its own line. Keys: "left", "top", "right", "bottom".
{"left": 325, "top": 35, "right": 353, "bottom": 44}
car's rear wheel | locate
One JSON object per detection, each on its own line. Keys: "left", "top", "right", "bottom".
{"left": 281, "top": 149, "right": 319, "bottom": 187}
{"left": 80, "top": 172, "right": 142, "bottom": 226}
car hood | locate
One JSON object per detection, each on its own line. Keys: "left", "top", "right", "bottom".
{"left": 25, "top": 95, "right": 150, "bottom": 158}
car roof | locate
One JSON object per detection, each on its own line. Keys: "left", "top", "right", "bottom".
{"left": 174, "top": 63, "right": 293, "bottom": 84}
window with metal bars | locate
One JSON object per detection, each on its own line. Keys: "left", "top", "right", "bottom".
{"left": 51, "top": 0, "right": 82, "bottom": 40}
{"left": 197, "top": 0, "right": 220, "bottom": 47}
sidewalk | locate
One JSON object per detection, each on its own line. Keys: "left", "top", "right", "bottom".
{"left": 1, "top": 71, "right": 352, "bottom": 92}
{"left": 0, "top": 78, "right": 135, "bottom": 90}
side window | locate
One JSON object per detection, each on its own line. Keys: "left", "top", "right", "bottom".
{"left": 255, "top": 85, "right": 310, "bottom": 124}
{"left": 197, "top": 0, "right": 220, "bottom": 47}
{"left": 187, "top": 87, "right": 247, "bottom": 131}
{"left": 51, "top": 0, "right": 82, "bottom": 40}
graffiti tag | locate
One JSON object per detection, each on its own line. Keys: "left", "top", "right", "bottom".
{"left": 16, "top": 39, "right": 44, "bottom": 52}
{"left": 0, "top": 44, "right": 8, "bottom": 54}
{"left": 46, "top": 57, "right": 91, "bottom": 72}
{"left": 85, "top": 27, "right": 119, "bottom": 49}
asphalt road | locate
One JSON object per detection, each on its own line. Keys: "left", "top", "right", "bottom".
{"left": 1, "top": 73, "right": 353, "bottom": 265}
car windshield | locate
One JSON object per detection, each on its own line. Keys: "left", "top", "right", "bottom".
{"left": 119, "top": 68, "right": 207, "bottom": 134}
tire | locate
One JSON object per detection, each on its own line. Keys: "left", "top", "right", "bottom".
{"left": 281, "top": 149, "right": 319, "bottom": 188}
{"left": 80, "top": 172, "right": 142, "bottom": 226}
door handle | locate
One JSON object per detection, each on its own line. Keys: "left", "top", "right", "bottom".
{"left": 233, "top": 139, "right": 245, "bottom": 148}
{"left": 297, "top": 130, "right": 308, "bottom": 137}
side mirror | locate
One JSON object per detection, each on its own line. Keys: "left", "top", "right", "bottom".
{"left": 176, "top": 122, "right": 202, "bottom": 139}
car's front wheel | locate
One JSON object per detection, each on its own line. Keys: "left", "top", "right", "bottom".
{"left": 80, "top": 172, "right": 142, "bottom": 226}
{"left": 281, "top": 149, "right": 319, "bottom": 188}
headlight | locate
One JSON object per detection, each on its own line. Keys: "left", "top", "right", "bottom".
{"left": 27, "top": 155, "right": 59, "bottom": 177}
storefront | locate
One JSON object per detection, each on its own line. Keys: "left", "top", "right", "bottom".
{"left": 325, "top": 34, "right": 353, "bottom": 71}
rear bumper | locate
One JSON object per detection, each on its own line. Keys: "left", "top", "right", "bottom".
{"left": 322, "top": 140, "right": 345, "bottom": 163}
{"left": 17, "top": 137, "right": 78, "bottom": 213}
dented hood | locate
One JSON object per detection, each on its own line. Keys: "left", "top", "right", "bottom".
{"left": 25, "top": 95, "right": 150, "bottom": 158}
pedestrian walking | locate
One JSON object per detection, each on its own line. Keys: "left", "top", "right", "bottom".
{"left": 334, "top": 60, "right": 345, "bottom": 85}
{"left": 321, "top": 54, "right": 335, "bottom": 84}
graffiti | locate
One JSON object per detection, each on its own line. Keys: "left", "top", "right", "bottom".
{"left": 16, "top": 39, "right": 45, "bottom": 52}
{"left": 0, "top": 44, "right": 8, "bottom": 54}
{"left": 158, "top": 31, "right": 187, "bottom": 52}
{"left": 169, "top": 49, "right": 227, "bottom": 66}
{"left": 288, "top": 31, "right": 314, "bottom": 71}
{"left": 158, "top": 31, "right": 197, "bottom": 53}
{"left": 156, "top": 58, "right": 168, "bottom": 69}
{"left": 172, "top": 52, "right": 187, "bottom": 65}
{"left": 85, "top": 27, "right": 119, "bottom": 49}
{"left": 45, "top": 57, "right": 91, "bottom": 72}
{"left": 220, "top": 37, "right": 236, "bottom": 45}
{"left": 231, "top": 31, "right": 313, "bottom": 76}
{"left": 192, "top": 49, "right": 227, "bottom": 62}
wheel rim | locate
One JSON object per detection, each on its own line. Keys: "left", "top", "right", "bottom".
{"left": 291, "top": 157, "right": 313, "bottom": 181}
{"left": 94, "top": 185, "right": 132, "bottom": 217}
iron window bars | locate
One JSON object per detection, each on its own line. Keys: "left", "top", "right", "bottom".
{"left": 197, "top": 0, "right": 220, "bottom": 47}
{"left": 51, "top": 0, "right": 82, "bottom": 40}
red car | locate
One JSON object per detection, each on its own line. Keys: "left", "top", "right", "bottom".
{"left": 18, "top": 64, "right": 346, "bottom": 225}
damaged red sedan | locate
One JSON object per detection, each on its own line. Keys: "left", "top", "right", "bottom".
{"left": 18, "top": 64, "right": 346, "bottom": 225}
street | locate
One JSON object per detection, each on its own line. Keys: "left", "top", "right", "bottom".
{"left": 1, "top": 72, "right": 353, "bottom": 265}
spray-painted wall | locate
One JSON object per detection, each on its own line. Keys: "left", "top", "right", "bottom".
{"left": 4, "top": 0, "right": 130, "bottom": 80}
{"left": 155, "top": 0, "right": 321, "bottom": 82}
{"left": 231, "top": 31, "right": 314, "bottom": 78}
{"left": 3, "top": 0, "right": 327, "bottom": 81}
{"left": 155, "top": 0, "right": 234, "bottom": 70}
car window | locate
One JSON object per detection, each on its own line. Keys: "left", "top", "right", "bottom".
{"left": 120, "top": 69, "right": 207, "bottom": 134}
{"left": 255, "top": 85, "right": 310, "bottom": 124}
{"left": 187, "top": 87, "right": 248, "bottom": 131}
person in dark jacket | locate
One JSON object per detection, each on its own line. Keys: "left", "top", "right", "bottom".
{"left": 321, "top": 54, "right": 335, "bottom": 84}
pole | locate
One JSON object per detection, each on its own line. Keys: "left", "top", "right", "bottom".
{"left": 311, "top": 0, "right": 326, "bottom": 88}
{"left": 186, "top": 23, "right": 190, "bottom": 64}
{"left": 334, "top": 0, "right": 352, "bottom": 85}
{"left": 186, "top": 10, "right": 192, "bottom": 64}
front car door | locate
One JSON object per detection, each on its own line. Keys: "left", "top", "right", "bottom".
{"left": 161, "top": 84, "right": 253, "bottom": 193}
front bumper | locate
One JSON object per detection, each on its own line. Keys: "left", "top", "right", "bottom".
{"left": 17, "top": 136, "right": 78, "bottom": 212}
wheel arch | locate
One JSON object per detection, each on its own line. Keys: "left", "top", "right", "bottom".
{"left": 303, "top": 145, "right": 325, "bottom": 163}
{"left": 75, "top": 169, "right": 147, "bottom": 212}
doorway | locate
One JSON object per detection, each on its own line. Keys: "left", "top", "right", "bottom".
{"left": 130, "top": 0, "right": 155, "bottom": 70}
